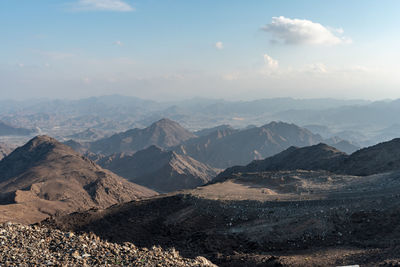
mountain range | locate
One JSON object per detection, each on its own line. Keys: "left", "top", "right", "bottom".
{"left": 173, "top": 121, "right": 357, "bottom": 168}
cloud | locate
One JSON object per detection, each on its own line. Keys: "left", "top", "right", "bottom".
{"left": 263, "top": 54, "right": 279, "bottom": 69}
{"left": 302, "top": 63, "right": 328, "bottom": 73}
{"left": 262, "top": 16, "right": 351, "bottom": 45}
{"left": 73, "top": 0, "right": 134, "bottom": 12}
{"left": 113, "top": 40, "right": 123, "bottom": 46}
{"left": 215, "top": 41, "right": 224, "bottom": 50}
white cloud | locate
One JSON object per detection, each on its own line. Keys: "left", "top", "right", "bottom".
{"left": 302, "top": 63, "right": 328, "bottom": 73}
{"left": 73, "top": 0, "right": 134, "bottom": 12}
{"left": 262, "top": 16, "right": 351, "bottom": 45}
{"left": 114, "top": 40, "right": 123, "bottom": 46}
{"left": 215, "top": 41, "right": 224, "bottom": 50}
{"left": 263, "top": 54, "right": 279, "bottom": 70}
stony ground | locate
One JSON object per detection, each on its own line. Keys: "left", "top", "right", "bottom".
{"left": 0, "top": 222, "right": 216, "bottom": 266}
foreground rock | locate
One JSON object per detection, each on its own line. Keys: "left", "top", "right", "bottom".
{"left": 0, "top": 222, "right": 216, "bottom": 266}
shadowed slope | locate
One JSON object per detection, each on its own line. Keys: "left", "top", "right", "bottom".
{"left": 99, "top": 145, "right": 219, "bottom": 193}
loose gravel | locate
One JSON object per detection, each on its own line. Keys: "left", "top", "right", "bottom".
{"left": 0, "top": 222, "right": 216, "bottom": 266}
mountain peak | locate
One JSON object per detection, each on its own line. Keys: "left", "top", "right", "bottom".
{"left": 0, "top": 136, "right": 157, "bottom": 223}
{"left": 89, "top": 119, "right": 195, "bottom": 155}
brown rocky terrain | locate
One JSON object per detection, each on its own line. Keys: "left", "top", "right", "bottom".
{"left": 88, "top": 118, "right": 196, "bottom": 155}
{"left": 0, "top": 135, "right": 157, "bottom": 224}
{"left": 45, "top": 169, "right": 400, "bottom": 266}
{"left": 98, "top": 145, "right": 219, "bottom": 193}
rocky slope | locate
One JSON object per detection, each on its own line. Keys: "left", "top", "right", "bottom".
{"left": 89, "top": 118, "right": 196, "bottom": 155}
{"left": 338, "top": 138, "right": 400, "bottom": 176}
{"left": 45, "top": 170, "right": 400, "bottom": 266}
{"left": 0, "top": 135, "right": 157, "bottom": 224}
{"left": 98, "top": 145, "right": 219, "bottom": 193}
{"left": 0, "top": 222, "right": 215, "bottom": 266}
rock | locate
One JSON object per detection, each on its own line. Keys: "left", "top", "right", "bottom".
{"left": 0, "top": 223, "right": 215, "bottom": 266}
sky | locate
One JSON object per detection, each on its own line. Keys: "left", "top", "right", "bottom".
{"left": 1, "top": 0, "right": 400, "bottom": 101}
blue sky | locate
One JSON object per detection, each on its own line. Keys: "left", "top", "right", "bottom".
{"left": 1, "top": 0, "right": 400, "bottom": 101}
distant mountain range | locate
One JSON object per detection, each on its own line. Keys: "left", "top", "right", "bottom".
{"left": 173, "top": 121, "right": 358, "bottom": 168}
{"left": 0, "top": 135, "right": 157, "bottom": 224}
{"left": 98, "top": 145, "right": 219, "bottom": 193}
{"left": 219, "top": 137, "right": 400, "bottom": 178}
{"left": 61, "top": 118, "right": 358, "bottom": 169}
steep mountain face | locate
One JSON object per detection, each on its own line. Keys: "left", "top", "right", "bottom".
{"left": 174, "top": 122, "right": 323, "bottom": 168}
{"left": 98, "top": 145, "right": 219, "bottom": 193}
{"left": 0, "top": 135, "right": 157, "bottom": 224}
{"left": 217, "top": 143, "right": 347, "bottom": 180}
{"left": 338, "top": 138, "right": 400, "bottom": 176}
{"left": 89, "top": 118, "right": 196, "bottom": 155}
{"left": 0, "top": 121, "right": 35, "bottom": 136}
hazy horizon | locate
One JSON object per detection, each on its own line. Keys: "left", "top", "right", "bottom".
{"left": 0, "top": 94, "right": 390, "bottom": 103}
{"left": 2, "top": 1, "right": 400, "bottom": 101}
